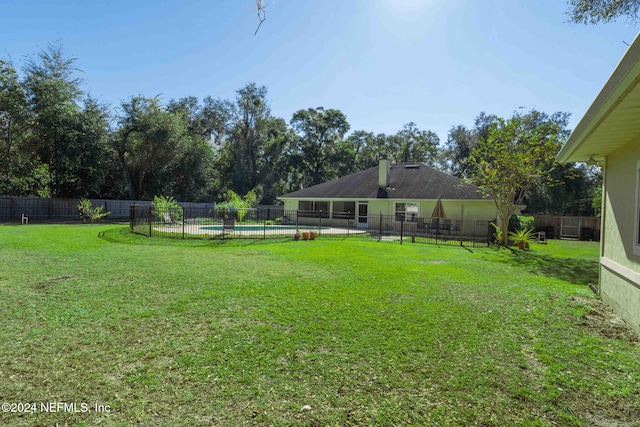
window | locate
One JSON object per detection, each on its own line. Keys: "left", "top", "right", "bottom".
{"left": 333, "top": 201, "right": 355, "bottom": 219}
{"left": 298, "top": 201, "right": 329, "bottom": 218}
{"left": 298, "top": 201, "right": 312, "bottom": 212}
{"left": 395, "top": 202, "right": 418, "bottom": 222}
{"left": 315, "top": 202, "right": 329, "bottom": 217}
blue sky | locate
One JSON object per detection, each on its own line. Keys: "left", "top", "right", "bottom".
{"left": 1, "top": 0, "right": 638, "bottom": 143}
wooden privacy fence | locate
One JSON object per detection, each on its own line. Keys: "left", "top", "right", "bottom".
{"left": 533, "top": 215, "right": 601, "bottom": 241}
{"left": 0, "top": 196, "right": 214, "bottom": 221}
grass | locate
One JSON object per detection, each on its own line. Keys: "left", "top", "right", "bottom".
{"left": 0, "top": 224, "right": 638, "bottom": 426}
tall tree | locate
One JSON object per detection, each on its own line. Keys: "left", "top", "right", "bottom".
{"left": 170, "top": 135, "right": 216, "bottom": 202}
{"left": 229, "top": 83, "right": 271, "bottom": 194}
{"left": 69, "top": 96, "right": 113, "bottom": 197}
{"left": 0, "top": 59, "right": 37, "bottom": 195}
{"left": 212, "top": 83, "right": 289, "bottom": 200}
{"left": 339, "top": 130, "right": 378, "bottom": 175}
{"left": 115, "top": 96, "right": 191, "bottom": 199}
{"left": 526, "top": 163, "right": 601, "bottom": 216}
{"left": 257, "top": 116, "right": 294, "bottom": 203}
{"left": 392, "top": 122, "right": 440, "bottom": 166}
{"left": 469, "top": 109, "right": 570, "bottom": 246}
{"left": 290, "top": 107, "right": 350, "bottom": 187}
{"left": 566, "top": 0, "right": 640, "bottom": 24}
{"left": 167, "top": 95, "right": 232, "bottom": 145}
{"left": 23, "top": 43, "right": 85, "bottom": 197}
{"left": 441, "top": 113, "right": 498, "bottom": 179}
{"left": 441, "top": 125, "right": 477, "bottom": 178}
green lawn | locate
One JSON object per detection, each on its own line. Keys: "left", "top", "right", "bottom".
{"left": 1, "top": 224, "right": 638, "bottom": 426}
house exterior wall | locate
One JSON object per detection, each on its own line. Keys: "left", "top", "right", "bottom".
{"left": 600, "top": 139, "right": 640, "bottom": 335}
{"left": 443, "top": 201, "right": 497, "bottom": 221}
{"left": 282, "top": 199, "right": 297, "bottom": 212}
{"left": 281, "top": 198, "right": 496, "bottom": 226}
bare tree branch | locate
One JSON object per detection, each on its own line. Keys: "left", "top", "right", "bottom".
{"left": 255, "top": 0, "right": 266, "bottom": 35}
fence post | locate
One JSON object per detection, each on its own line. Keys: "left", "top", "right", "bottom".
{"left": 400, "top": 218, "right": 404, "bottom": 245}
{"left": 487, "top": 221, "right": 491, "bottom": 247}
{"left": 182, "top": 214, "right": 185, "bottom": 240}
{"left": 460, "top": 205, "right": 464, "bottom": 246}
{"left": 379, "top": 213, "right": 383, "bottom": 242}
{"left": 319, "top": 211, "right": 322, "bottom": 235}
{"left": 263, "top": 217, "right": 266, "bottom": 239}
{"left": 149, "top": 206, "right": 153, "bottom": 237}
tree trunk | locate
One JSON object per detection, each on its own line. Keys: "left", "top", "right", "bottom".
{"left": 501, "top": 220, "right": 509, "bottom": 247}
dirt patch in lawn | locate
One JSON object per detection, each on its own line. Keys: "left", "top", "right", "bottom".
{"left": 571, "top": 296, "right": 639, "bottom": 342}
{"left": 33, "top": 275, "right": 73, "bottom": 289}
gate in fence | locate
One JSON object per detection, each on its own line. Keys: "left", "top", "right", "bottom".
{"left": 560, "top": 217, "right": 581, "bottom": 239}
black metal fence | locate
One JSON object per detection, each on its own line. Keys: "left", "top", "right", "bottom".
{"left": 130, "top": 205, "right": 348, "bottom": 239}
{"left": 370, "top": 214, "right": 492, "bottom": 247}
{"left": 130, "top": 205, "right": 492, "bottom": 247}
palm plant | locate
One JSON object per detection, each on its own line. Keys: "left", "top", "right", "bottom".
{"left": 508, "top": 228, "right": 536, "bottom": 249}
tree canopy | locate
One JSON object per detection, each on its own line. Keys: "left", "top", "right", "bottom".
{"left": 469, "top": 110, "right": 571, "bottom": 245}
{"left": 566, "top": 0, "right": 640, "bottom": 24}
{"left": 0, "top": 44, "right": 601, "bottom": 218}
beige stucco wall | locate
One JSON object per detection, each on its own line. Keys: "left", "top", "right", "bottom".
{"left": 600, "top": 269, "right": 640, "bottom": 335}
{"left": 280, "top": 198, "right": 496, "bottom": 223}
{"left": 600, "top": 138, "right": 640, "bottom": 335}
{"left": 443, "top": 200, "right": 497, "bottom": 221}
{"left": 366, "top": 199, "right": 496, "bottom": 221}
{"left": 282, "top": 199, "right": 297, "bottom": 212}
{"left": 602, "top": 141, "right": 640, "bottom": 266}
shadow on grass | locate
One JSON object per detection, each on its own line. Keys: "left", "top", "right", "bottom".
{"left": 504, "top": 248, "right": 599, "bottom": 286}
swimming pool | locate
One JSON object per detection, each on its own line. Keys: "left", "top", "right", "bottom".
{"left": 200, "top": 224, "right": 301, "bottom": 232}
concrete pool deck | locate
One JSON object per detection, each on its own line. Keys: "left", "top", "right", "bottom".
{"left": 152, "top": 223, "right": 367, "bottom": 236}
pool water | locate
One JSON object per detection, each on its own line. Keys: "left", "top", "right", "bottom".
{"left": 200, "top": 224, "right": 301, "bottom": 231}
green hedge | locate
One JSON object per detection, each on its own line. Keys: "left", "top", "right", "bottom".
{"left": 508, "top": 215, "right": 534, "bottom": 231}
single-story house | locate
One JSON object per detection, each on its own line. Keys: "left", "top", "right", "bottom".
{"left": 557, "top": 33, "right": 640, "bottom": 335}
{"left": 278, "top": 159, "right": 497, "bottom": 235}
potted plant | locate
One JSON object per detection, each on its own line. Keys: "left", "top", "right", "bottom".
{"left": 302, "top": 231, "right": 310, "bottom": 240}
{"left": 508, "top": 228, "right": 536, "bottom": 250}
{"left": 309, "top": 231, "right": 317, "bottom": 240}
{"left": 294, "top": 230, "right": 300, "bottom": 241}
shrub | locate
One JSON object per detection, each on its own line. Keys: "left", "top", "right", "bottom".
{"left": 490, "top": 221, "right": 503, "bottom": 245}
{"left": 153, "top": 195, "right": 182, "bottom": 222}
{"left": 509, "top": 215, "right": 535, "bottom": 232}
{"left": 216, "top": 188, "right": 259, "bottom": 221}
{"left": 78, "top": 199, "right": 110, "bottom": 223}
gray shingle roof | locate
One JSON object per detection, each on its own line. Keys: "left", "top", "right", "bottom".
{"left": 280, "top": 163, "right": 490, "bottom": 200}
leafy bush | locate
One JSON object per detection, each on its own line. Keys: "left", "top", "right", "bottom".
{"left": 77, "top": 199, "right": 110, "bottom": 223}
{"left": 153, "top": 195, "right": 182, "bottom": 222}
{"left": 216, "top": 188, "right": 259, "bottom": 221}
{"left": 490, "top": 221, "right": 503, "bottom": 245}
{"left": 509, "top": 215, "right": 535, "bottom": 232}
